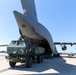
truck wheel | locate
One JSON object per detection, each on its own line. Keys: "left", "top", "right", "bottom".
{"left": 37, "top": 55, "right": 42, "bottom": 63}
{"left": 9, "top": 61, "right": 16, "bottom": 67}
{"left": 26, "top": 57, "right": 32, "bottom": 68}
{"left": 41, "top": 55, "right": 44, "bottom": 62}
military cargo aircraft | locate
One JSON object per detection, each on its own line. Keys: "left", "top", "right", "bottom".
{"left": 0, "top": 0, "right": 76, "bottom": 56}
{"left": 12, "top": 0, "right": 59, "bottom": 56}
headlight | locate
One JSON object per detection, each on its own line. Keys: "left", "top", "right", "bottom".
{"left": 13, "top": 51, "right": 16, "bottom": 54}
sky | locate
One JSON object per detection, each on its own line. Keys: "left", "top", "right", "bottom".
{"left": 0, "top": 0, "right": 76, "bottom": 53}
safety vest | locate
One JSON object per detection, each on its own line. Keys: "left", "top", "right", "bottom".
{"left": 52, "top": 53, "right": 54, "bottom": 56}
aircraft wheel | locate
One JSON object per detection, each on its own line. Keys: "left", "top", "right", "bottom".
{"left": 9, "top": 61, "right": 16, "bottom": 67}
{"left": 26, "top": 57, "right": 33, "bottom": 68}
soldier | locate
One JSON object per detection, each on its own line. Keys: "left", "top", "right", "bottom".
{"left": 51, "top": 53, "right": 54, "bottom": 59}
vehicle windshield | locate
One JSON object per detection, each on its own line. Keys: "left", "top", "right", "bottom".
{"left": 10, "top": 41, "right": 16, "bottom": 45}
{"left": 17, "top": 41, "right": 25, "bottom": 46}
{"left": 10, "top": 41, "right": 26, "bottom": 46}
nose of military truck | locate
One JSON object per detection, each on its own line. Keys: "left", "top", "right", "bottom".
{"left": 6, "top": 40, "right": 27, "bottom": 67}
{"left": 7, "top": 41, "right": 26, "bottom": 54}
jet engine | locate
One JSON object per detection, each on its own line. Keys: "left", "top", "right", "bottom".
{"left": 62, "top": 45, "right": 67, "bottom": 51}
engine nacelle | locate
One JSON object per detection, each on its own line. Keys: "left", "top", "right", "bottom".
{"left": 62, "top": 45, "right": 67, "bottom": 51}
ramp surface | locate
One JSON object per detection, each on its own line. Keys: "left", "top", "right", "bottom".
{"left": 0, "top": 53, "right": 76, "bottom": 75}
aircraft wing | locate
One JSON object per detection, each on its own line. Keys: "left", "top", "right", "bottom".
{"left": 1, "top": 42, "right": 76, "bottom": 46}
{"left": 54, "top": 42, "right": 76, "bottom": 51}
{"left": 54, "top": 42, "right": 74, "bottom": 46}
{"left": 0, "top": 45, "right": 8, "bottom": 47}
{"left": 0, "top": 42, "right": 76, "bottom": 52}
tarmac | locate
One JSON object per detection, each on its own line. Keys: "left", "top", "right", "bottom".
{"left": 0, "top": 53, "right": 76, "bottom": 75}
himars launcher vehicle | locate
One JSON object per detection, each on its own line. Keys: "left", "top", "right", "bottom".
{"left": 5, "top": 0, "right": 59, "bottom": 68}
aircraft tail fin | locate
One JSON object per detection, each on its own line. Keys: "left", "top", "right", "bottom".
{"left": 21, "top": 0, "right": 38, "bottom": 21}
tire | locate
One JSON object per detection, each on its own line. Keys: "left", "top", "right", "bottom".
{"left": 37, "top": 55, "right": 42, "bottom": 63}
{"left": 41, "top": 55, "right": 44, "bottom": 62}
{"left": 26, "top": 57, "right": 33, "bottom": 68}
{"left": 9, "top": 61, "right": 16, "bottom": 67}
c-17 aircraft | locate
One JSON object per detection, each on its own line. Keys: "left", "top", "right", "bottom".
{"left": 0, "top": 0, "right": 76, "bottom": 55}
{"left": 13, "top": 0, "right": 59, "bottom": 56}
{"left": 0, "top": 0, "right": 58, "bottom": 56}
{"left": 0, "top": 0, "right": 76, "bottom": 67}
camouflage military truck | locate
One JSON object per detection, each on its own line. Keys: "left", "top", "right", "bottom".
{"left": 6, "top": 40, "right": 45, "bottom": 68}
